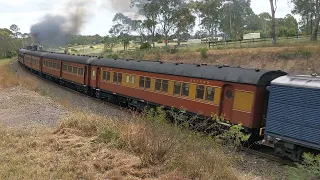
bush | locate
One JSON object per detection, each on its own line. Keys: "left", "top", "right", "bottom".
{"left": 140, "top": 42, "right": 152, "bottom": 50}
{"left": 106, "top": 53, "right": 119, "bottom": 59}
{"left": 198, "top": 48, "right": 208, "bottom": 59}
{"left": 6, "top": 51, "right": 17, "bottom": 58}
{"left": 286, "top": 153, "right": 320, "bottom": 180}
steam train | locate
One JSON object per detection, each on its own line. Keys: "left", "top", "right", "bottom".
{"left": 17, "top": 47, "right": 320, "bottom": 162}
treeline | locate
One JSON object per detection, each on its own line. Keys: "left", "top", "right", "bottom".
{"left": 106, "top": 0, "right": 320, "bottom": 47}
{"left": 0, "top": 25, "right": 33, "bottom": 59}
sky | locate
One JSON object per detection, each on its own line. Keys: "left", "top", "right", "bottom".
{"left": 0, "top": 0, "right": 298, "bottom": 36}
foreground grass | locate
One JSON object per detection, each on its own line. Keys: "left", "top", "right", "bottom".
{"left": 0, "top": 111, "right": 257, "bottom": 179}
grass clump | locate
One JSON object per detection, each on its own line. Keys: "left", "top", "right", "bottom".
{"left": 54, "top": 108, "right": 244, "bottom": 179}
{"left": 286, "top": 153, "right": 320, "bottom": 180}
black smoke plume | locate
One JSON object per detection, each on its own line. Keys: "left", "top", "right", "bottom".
{"left": 30, "top": 1, "right": 90, "bottom": 47}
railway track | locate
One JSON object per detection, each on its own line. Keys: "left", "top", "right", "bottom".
{"left": 242, "top": 145, "right": 295, "bottom": 166}
{"left": 17, "top": 60, "right": 297, "bottom": 166}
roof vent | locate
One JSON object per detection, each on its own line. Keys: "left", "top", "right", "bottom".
{"left": 218, "top": 65, "right": 222, "bottom": 68}
{"left": 98, "top": 57, "right": 101, "bottom": 59}
{"left": 160, "top": 61, "right": 163, "bottom": 64}
{"left": 311, "top": 73, "right": 317, "bottom": 77}
{"left": 126, "top": 59, "right": 129, "bottom": 61}
{"left": 114, "top": 58, "right": 117, "bottom": 60}
{"left": 196, "top": 64, "right": 201, "bottom": 67}
{"left": 175, "top": 63, "right": 179, "bottom": 65}
{"left": 201, "top": 63, "right": 207, "bottom": 66}
{"left": 237, "top": 66, "right": 241, "bottom": 68}
{"left": 180, "top": 62, "right": 183, "bottom": 64}
{"left": 255, "top": 68, "right": 260, "bottom": 72}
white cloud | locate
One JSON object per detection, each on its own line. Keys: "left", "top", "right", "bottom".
{"left": 0, "top": 0, "right": 298, "bottom": 35}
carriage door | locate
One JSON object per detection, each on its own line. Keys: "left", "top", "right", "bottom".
{"left": 96, "top": 67, "right": 101, "bottom": 89}
{"left": 220, "top": 84, "right": 235, "bottom": 120}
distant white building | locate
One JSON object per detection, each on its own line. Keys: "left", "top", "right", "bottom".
{"left": 243, "top": 33, "right": 260, "bottom": 40}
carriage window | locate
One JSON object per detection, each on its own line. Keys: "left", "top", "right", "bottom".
{"left": 196, "top": 85, "right": 205, "bottom": 99}
{"left": 107, "top": 72, "right": 110, "bottom": 81}
{"left": 174, "top": 82, "right": 181, "bottom": 95}
{"left": 145, "top": 77, "right": 151, "bottom": 89}
{"left": 162, "top": 80, "right": 168, "bottom": 93}
{"left": 52, "top": 63, "right": 56, "bottom": 69}
{"left": 206, "top": 87, "right": 215, "bottom": 101}
{"left": 139, "top": 76, "right": 145, "bottom": 88}
{"left": 182, "top": 83, "right": 189, "bottom": 96}
{"left": 68, "top": 66, "right": 72, "bottom": 73}
{"left": 226, "top": 90, "right": 233, "bottom": 99}
{"left": 92, "top": 70, "right": 96, "bottom": 77}
{"left": 118, "top": 73, "right": 122, "bottom": 83}
{"left": 63, "top": 64, "right": 67, "bottom": 71}
{"left": 78, "top": 68, "right": 83, "bottom": 76}
{"left": 102, "top": 71, "right": 107, "bottom": 80}
{"left": 155, "top": 79, "right": 161, "bottom": 91}
{"left": 126, "top": 75, "right": 130, "bottom": 83}
{"left": 73, "top": 67, "right": 77, "bottom": 74}
{"left": 131, "top": 76, "right": 135, "bottom": 84}
{"left": 49, "top": 62, "right": 52, "bottom": 68}
{"left": 113, "top": 72, "right": 118, "bottom": 82}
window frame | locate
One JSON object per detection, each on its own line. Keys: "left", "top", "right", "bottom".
{"left": 173, "top": 82, "right": 182, "bottom": 96}
{"left": 161, "top": 80, "right": 168, "bottom": 93}
{"left": 196, "top": 85, "right": 205, "bottom": 100}
{"left": 145, "top": 77, "right": 151, "bottom": 89}
{"left": 155, "top": 79, "right": 161, "bottom": 91}
{"left": 113, "top": 72, "right": 118, "bottom": 83}
{"left": 181, "top": 83, "right": 190, "bottom": 97}
{"left": 117, "top": 73, "right": 122, "bottom": 83}
{"left": 139, "top": 76, "right": 145, "bottom": 88}
{"left": 205, "top": 86, "right": 215, "bottom": 102}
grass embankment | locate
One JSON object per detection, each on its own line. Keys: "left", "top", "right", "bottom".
{"left": 0, "top": 111, "right": 251, "bottom": 179}
{"left": 114, "top": 44, "right": 320, "bottom": 75}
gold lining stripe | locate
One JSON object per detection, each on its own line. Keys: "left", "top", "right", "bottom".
{"left": 235, "top": 89, "right": 254, "bottom": 94}
{"left": 232, "top": 109, "right": 251, "bottom": 114}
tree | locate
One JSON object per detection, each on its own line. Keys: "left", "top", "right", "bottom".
{"left": 174, "top": 6, "right": 196, "bottom": 45}
{"left": 140, "top": 1, "right": 160, "bottom": 47}
{"left": 269, "top": 0, "right": 277, "bottom": 44}
{"left": 291, "top": 0, "right": 320, "bottom": 41}
{"left": 9, "top": 24, "right": 20, "bottom": 38}
{"left": 195, "top": 0, "right": 222, "bottom": 39}
{"left": 219, "top": 0, "right": 253, "bottom": 40}
{"left": 156, "top": 0, "right": 186, "bottom": 47}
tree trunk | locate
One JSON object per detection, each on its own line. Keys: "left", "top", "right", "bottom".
{"left": 269, "top": 0, "right": 276, "bottom": 44}
{"left": 311, "top": 0, "right": 320, "bottom": 41}
{"left": 165, "top": 33, "right": 168, "bottom": 48}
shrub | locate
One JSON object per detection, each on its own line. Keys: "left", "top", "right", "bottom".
{"left": 106, "top": 53, "right": 119, "bottom": 59}
{"left": 286, "top": 153, "right": 320, "bottom": 180}
{"left": 198, "top": 48, "right": 208, "bottom": 59}
{"left": 140, "top": 42, "right": 152, "bottom": 50}
{"left": 6, "top": 51, "right": 17, "bottom": 58}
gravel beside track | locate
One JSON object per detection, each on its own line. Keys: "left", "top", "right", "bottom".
{"left": 0, "top": 86, "right": 68, "bottom": 127}
{"left": 0, "top": 61, "right": 130, "bottom": 128}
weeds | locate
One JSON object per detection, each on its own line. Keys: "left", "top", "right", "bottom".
{"left": 286, "top": 153, "right": 320, "bottom": 180}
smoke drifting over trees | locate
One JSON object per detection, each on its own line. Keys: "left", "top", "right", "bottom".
{"left": 30, "top": 1, "right": 92, "bottom": 47}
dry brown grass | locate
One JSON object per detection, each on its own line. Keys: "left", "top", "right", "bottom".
{"left": 121, "top": 45, "right": 320, "bottom": 75}
{"left": 0, "top": 62, "right": 39, "bottom": 91}
{"left": 0, "top": 111, "right": 260, "bottom": 180}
